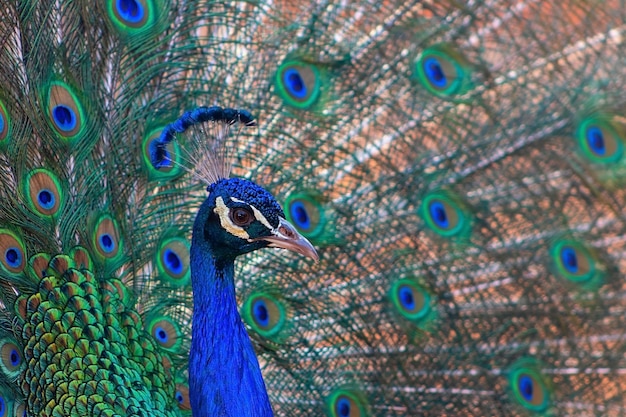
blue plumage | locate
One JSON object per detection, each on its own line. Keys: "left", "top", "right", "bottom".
{"left": 188, "top": 176, "right": 316, "bottom": 416}
{"left": 155, "top": 107, "right": 317, "bottom": 415}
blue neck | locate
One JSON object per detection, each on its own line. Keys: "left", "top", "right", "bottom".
{"left": 189, "top": 240, "right": 274, "bottom": 417}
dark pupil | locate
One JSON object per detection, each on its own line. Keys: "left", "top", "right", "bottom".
{"left": 53, "top": 106, "right": 72, "bottom": 125}
{"left": 39, "top": 190, "right": 52, "bottom": 205}
{"left": 435, "top": 208, "right": 446, "bottom": 222}
{"left": 121, "top": 0, "right": 140, "bottom": 17}
{"left": 6, "top": 249, "right": 18, "bottom": 263}
{"left": 158, "top": 329, "right": 167, "bottom": 339}
{"left": 102, "top": 234, "right": 113, "bottom": 248}
{"left": 521, "top": 378, "right": 533, "bottom": 398}
{"left": 235, "top": 210, "right": 249, "bottom": 223}
{"left": 402, "top": 290, "right": 413, "bottom": 305}
{"left": 295, "top": 205, "right": 308, "bottom": 224}
{"left": 257, "top": 304, "right": 268, "bottom": 322}
{"left": 338, "top": 401, "right": 350, "bottom": 417}
{"left": 591, "top": 130, "right": 604, "bottom": 149}
{"left": 288, "top": 73, "right": 304, "bottom": 92}
{"left": 166, "top": 251, "right": 181, "bottom": 269}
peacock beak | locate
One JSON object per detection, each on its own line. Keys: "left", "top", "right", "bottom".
{"left": 261, "top": 217, "right": 319, "bottom": 262}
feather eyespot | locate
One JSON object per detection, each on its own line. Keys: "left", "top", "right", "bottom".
{"left": 275, "top": 61, "right": 323, "bottom": 109}
{"left": 175, "top": 384, "right": 191, "bottom": 410}
{"left": 550, "top": 239, "right": 603, "bottom": 287}
{"left": 230, "top": 208, "right": 253, "bottom": 226}
{"left": 0, "top": 230, "right": 26, "bottom": 274}
{"left": 390, "top": 280, "right": 431, "bottom": 322}
{"left": 24, "top": 169, "right": 64, "bottom": 217}
{"left": 248, "top": 296, "right": 283, "bottom": 333}
{"left": 147, "top": 316, "right": 182, "bottom": 352}
{"left": 508, "top": 361, "right": 551, "bottom": 412}
{"left": 0, "top": 100, "right": 11, "bottom": 145}
{"left": 327, "top": 390, "right": 369, "bottom": 417}
{"left": 117, "top": 0, "right": 145, "bottom": 24}
{"left": 92, "top": 214, "right": 123, "bottom": 262}
{"left": 155, "top": 237, "right": 190, "bottom": 286}
{"left": 414, "top": 45, "right": 473, "bottom": 98}
{"left": 108, "top": 0, "right": 156, "bottom": 31}
{"left": 420, "top": 190, "right": 470, "bottom": 238}
{"left": 423, "top": 57, "right": 448, "bottom": 88}
{"left": 0, "top": 338, "right": 24, "bottom": 379}
{"left": 5, "top": 249, "right": 21, "bottom": 270}
{"left": 285, "top": 193, "right": 325, "bottom": 238}
{"left": 242, "top": 292, "right": 291, "bottom": 342}
{"left": 164, "top": 249, "right": 182, "bottom": 274}
{"left": 0, "top": 396, "right": 6, "bottom": 417}
{"left": 46, "top": 82, "right": 86, "bottom": 142}
{"left": 290, "top": 200, "right": 311, "bottom": 229}
{"left": 576, "top": 114, "right": 624, "bottom": 164}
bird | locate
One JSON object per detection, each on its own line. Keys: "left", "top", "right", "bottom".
{"left": 0, "top": 0, "right": 625, "bottom": 416}
{"left": 150, "top": 106, "right": 319, "bottom": 416}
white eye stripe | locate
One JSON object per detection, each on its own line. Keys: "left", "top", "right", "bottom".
{"left": 250, "top": 205, "right": 274, "bottom": 231}
{"left": 229, "top": 197, "right": 275, "bottom": 231}
{"left": 215, "top": 197, "right": 250, "bottom": 239}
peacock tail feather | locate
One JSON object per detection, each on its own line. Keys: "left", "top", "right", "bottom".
{"left": 0, "top": 0, "right": 625, "bottom": 416}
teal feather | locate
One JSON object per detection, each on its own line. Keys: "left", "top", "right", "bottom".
{"left": 0, "top": 0, "right": 625, "bottom": 416}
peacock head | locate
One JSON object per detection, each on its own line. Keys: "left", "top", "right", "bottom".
{"left": 194, "top": 177, "right": 318, "bottom": 263}
{"left": 150, "top": 107, "right": 317, "bottom": 263}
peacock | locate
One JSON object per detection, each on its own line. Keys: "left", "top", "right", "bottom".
{"left": 0, "top": 0, "right": 625, "bottom": 416}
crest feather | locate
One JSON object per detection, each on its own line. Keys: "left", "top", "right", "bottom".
{"left": 149, "top": 106, "right": 256, "bottom": 185}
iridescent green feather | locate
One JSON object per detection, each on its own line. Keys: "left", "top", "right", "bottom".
{"left": 413, "top": 44, "right": 477, "bottom": 99}
{"left": 283, "top": 191, "right": 341, "bottom": 247}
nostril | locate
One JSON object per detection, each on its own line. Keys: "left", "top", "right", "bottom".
{"left": 279, "top": 225, "right": 295, "bottom": 238}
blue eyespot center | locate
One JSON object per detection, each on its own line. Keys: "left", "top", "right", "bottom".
{"left": 161, "top": 148, "right": 172, "bottom": 167}
{"left": 99, "top": 234, "right": 115, "bottom": 253}
{"left": 9, "top": 349, "right": 20, "bottom": 367}
{"left": 424, "top": 57, "right": 447, "bottom": 88}
{"left": 429, "top": 201, "right": 449, "bottom": 228}
{"left": 586, "top": 126, "right": 605, "bottom": 155}
{"left": 52, "top": 105, "right": 77, "bottom": 132}
{"left": 284, "top": 68, "right": 307, "bottom": 99}
{"left": 398, "top": 285, "right": 415, "bottom": 310}
{"left": 0, "top": 115, "right": 5, "bottom": 134}
{"left": 164, "top": 249, "right": 183, "bottom": 274}
{"left": 290, "top": 201, "right": 310, "bottom": 229}
{"left": 560, "top": 246, "right": 578, "bottom": 273}
{"left": 38, "top": 189, "right": 55, "bottom": 209}
{"left": 519, "top": 375, "right": 533, "bottom": 401}
{"left": 155, "top": 326, "right": 168, "bottom": 343}
{"left": 5, "top": 248, "right": 21, "bottom": 268}
{"left": 175, "top": 391, "right": 184, "bottom": 403}
{"left": 253, "top": 300, "right": 269, "bottom": 327}
{"left": 117, "top": 0, "right": 144, "bottom": 23}
{"left": 336, "top": 397, "right": 351, "bottom": 417}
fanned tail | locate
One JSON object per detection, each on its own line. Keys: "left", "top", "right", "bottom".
{"left": 0, "top": 1, "right": 625, "bottom": 416}
{"left": 232, "top": 1, "right": 626, "bottom": 416}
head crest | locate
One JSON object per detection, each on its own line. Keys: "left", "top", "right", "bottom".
{"left": 150, "top": 106, "right": 256, "bottom": 185}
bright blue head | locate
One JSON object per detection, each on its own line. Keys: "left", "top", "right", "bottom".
{"left": 193, "top": 178, "right": 318, "bottom": 265}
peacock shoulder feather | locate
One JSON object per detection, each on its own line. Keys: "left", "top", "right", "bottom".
{"left": 0, "top": 0, "right": 625, "bottom": 416}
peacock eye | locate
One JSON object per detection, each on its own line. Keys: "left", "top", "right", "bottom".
{"left": 231, "top": 207, "right": 253, "bottom": 226}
